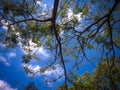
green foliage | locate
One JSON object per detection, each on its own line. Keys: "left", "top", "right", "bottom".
{"left": 91, "top": 0, "right": 96, "bottom": 4}
{"left": 24, "top": 82, "right": 38, "bottom": 90}
{"left": 87, "top": 44, "right": 94, "bottom": 49}
{"left": 39, "top": 23, "right": 51, "bottom": 34}
{"left": 82, "top": 7, "right": 89, "bottom": 15}
{"left": 60, "top": 57, "right": 120, "bottom": 90}
{"left": 2, "top": 1, "right": 16, "bottom": 14}
{"left": 0, "top": 0, "right": 120, "bottom": 89}
{"left": 57, "top": 83, "right": 68, "bottom": 90}
{"left": 22, "top": 54, "right": 33, "bottom": 63}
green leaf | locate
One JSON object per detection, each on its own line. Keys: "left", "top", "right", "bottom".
{"left": 82, "top": 7, "right": 89, "bottom": 15}
{"left": 91, "top": 0, "right": 96, "bottom": 3}
{"left": 22, "top": 54, "right": 32, "bottom": 63}
{"left": 87, "top": 44, "right": 94, "bottom": 49}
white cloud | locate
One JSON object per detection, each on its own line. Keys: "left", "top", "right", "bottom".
{"left": 59, "top": 30, "right": 64, "bottom": 36}
{"left": 23, "top": 64, "right": 41, "bottom": 74}
{"left": 0, "top": 56, "right": 10, "bottom": 66}
{"left": 43, "top": 64, "right": 64, "bottom": 76}
{"left": 38, "top": 11, "right": 46, "bottom": 16}
{"left": 22, "top": 39, "right": 49, "bottom": 58}
{"left": 36, "top": 1, "right": 41, "bottom": 6}
{"left": 0, "top": 43, "right": 6, "bottom": 48}
{"left": 67, "top": 9, "right": 82, "bottom": 21}
{"left": 1, "top": 20, "right": 8, "bottom": 30}
{"left": 1, "top": 26, "right": 8, "bottom": 30}
{"left": 23, "top": 64, "right": 64, "bottom": 87}
{"left": 7, "top": 52, "right": 16, "bottom": 58}
{"left": 23, "top": 64, "right": 64, "bottom": 78}
{"left": 38, "top": 47, "right": 49, "bottom": 57}
{"left": 67, "top": 9, "right": 74, "bottom": 20}
{"left": 36, "top": 0, "right": 48, "bottom": 18}
{"left": 75, "top": 13, "right": 82, "bottom": 21}
{"left": 17, "top": 37, "right": 49, "bottom": 62}
{"left": 0, "top": 80, "right": 17, "bottom": 90}
{"left": 61, "top": 8, "right": 82, "bottom": 24}
{"left": 36, "top": 0, "right": 46, "bottom": 10}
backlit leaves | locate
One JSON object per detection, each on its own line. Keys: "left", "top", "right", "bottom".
{"left": 60, "top": 57, "right": 120, "bottom": 90}
{"left": 22, "top": 54, "right": 33, "bottom": 63}
{"left": 82, "top": 7, "right": 89, "bottom": 15}
{"left": 0, "top": 0, "right": 120, "bottom": 89}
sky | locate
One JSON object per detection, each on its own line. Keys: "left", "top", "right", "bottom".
{"left": 0, "top": 0, "right": 97, "bottom": 90}
{"left": 0, "top": 31, "right": 96, "bottom": 90}
{"left": 0, "top": 42, "right": 95, "bottom": 90}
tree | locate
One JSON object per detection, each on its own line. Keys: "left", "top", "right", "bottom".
{"left": 24, "top": 82, "right": 38, "bottom": 90}
{"left": 0, "top": 0, "right": 120, "bottom": 89}
{"left": 58, "top": 57, "right": 120, "bottom": 90}
{"left": 92, "top": 57, "right": 120, "bottom": 90}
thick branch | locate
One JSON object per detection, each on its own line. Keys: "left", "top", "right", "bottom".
{"left": 52, "top": 0, "right": 59, "bottom": 22}
{"left": 9, "top": 18, "right": 52, "bottom": 25}
{"left": 107, "top": 0, "right": 120, "bottom": 64}
{"left": 79, "top": 0, "right": 120, "bottom": 36}
{"left": 52, "top": 0, "right": 68, "bottom": 89}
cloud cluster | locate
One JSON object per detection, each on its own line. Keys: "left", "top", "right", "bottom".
{"left": 7, "top": 52, "right": 16, "bottom": 58}
{"left": 36, "top": 0, "right": 47, "bottom": 9}
{"left": 22, "top": 39, "right": 49, "bottom": 58}
{"left": 43, "top": 64, "right": 64, "bottom": 76}
{"left": 0, "top": 80, "right": 17, "bottom": 90}
{"left": 0, "top": 56, "right": 10, "bottom": 66}
{"left": 23, "top": 64, "right": 64, "bottom": 78}
{"left": 61, "top": 9, "right": 82, "bottom": 24}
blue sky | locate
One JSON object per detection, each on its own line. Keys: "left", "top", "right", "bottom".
{"left": 0, "top": 37, "right": 96, "bottom": 90}
{"left": 0, "top": 42, "right": 96, "bottom": 90}
{"left": 0, "top": 0, "right": 102, "bottom": 90}
{"left": 0, "top": 25, "right": 96, "bottom": 90}
{"left": 0, "top": 42, "right": 56, "bottom": 90}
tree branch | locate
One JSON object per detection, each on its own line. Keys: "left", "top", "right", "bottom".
{"left": 9, "top": 18, "right": 52, "bottom": 25}
{"left": 51, "top": 0, "right": 68, "bottom": 89}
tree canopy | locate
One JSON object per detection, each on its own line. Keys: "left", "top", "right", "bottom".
{"left": 57, "top": 57, "right": 120, "bottom": 90}
{"left": 0, "top": 0, "right": 120, "bottom": 90}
